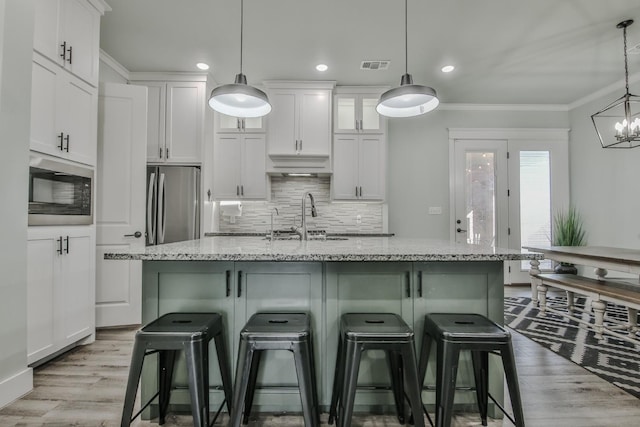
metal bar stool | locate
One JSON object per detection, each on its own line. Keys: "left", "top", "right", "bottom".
{"left": 229, "top": 312, "right": 320, "bottom": 427}
{"left": 328, "top": 313, "right": 425, "bottom": 427}
{"left": 120, "top": 312, "right": 233, "bottom": 427}
{"left": 418, "top": 313, "right": 525, "bottom": 427}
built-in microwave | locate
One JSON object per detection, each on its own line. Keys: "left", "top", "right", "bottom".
{"left": 28, "top": 156, "right": 93, "bottom": 226}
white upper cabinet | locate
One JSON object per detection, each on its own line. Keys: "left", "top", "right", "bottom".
{"left": 264, "top": 81, "right": 335, "bottom": 173}
{"left": 216, "top": 113, "right": 265, "bottom": 133}
{"left": 334, "top": 87, "right": 386, "bottom": 134}
{"left": 30, "top": 53, "right": 97, "bottom": 166}
{"left": 133, "top": 80, "right": 206, "bottom": 164}
{"left": 213, "top": 134, "right": 267, "bottom": 200}
{"left": 333, "top": 134, "right": 385, "bottom": 200}
{"left": 33, "top": 0, "right": 104, "bottom": 87}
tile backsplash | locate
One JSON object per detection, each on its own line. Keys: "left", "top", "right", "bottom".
{"left": 214, "top": 176, "right": 385, "bottom": 233}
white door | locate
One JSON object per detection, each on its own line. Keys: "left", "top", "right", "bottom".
{"left": 507, "top": 140, "right": 569, "bottom": 283}
{"left": 453, "top": 140, "right": 509, "bottom": 249}
{"left": 451, "top": 133, "right": 569, "bottom": 284}
{"left": 96, "top": 83, "right": 147, "bottom": 327}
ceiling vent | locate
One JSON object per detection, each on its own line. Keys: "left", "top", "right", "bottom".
{"left": 360, "top": 60, "right": 390, "bottom": 70}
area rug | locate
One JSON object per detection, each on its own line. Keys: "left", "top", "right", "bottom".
{"left": 504, "top": 296, "right": 640, "bottom": 399}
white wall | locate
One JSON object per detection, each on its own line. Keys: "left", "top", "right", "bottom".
{"left": 569, "top": 81, "right": 640, "bottom": 248}
{"left": 0, "top": 0, "right": 34, "bottom": 407}
{"left": 387, "top": 108, "right": 570, "bottom": 238}
{"left": 99, "top": 59, "right": 128, "bottom": 84}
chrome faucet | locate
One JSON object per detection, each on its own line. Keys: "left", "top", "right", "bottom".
{"left": 293, "top": 192, "right": 317, "bottom": 240}
{"left": 269, "top": 208, "right": 279, "bottom": 240}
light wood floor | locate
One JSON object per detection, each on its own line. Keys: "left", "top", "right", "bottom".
{"left": 1, "top": 286, "right": 639, "bottom": 426}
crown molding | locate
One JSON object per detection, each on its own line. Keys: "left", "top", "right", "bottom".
{"left": 439, "top": 103, "right": 568, "bottom": 112}
{"left": 99, "top": 49, "right": 130, "bottom": 82}
{"left": 128, "top": 72, "right": 208, "bottom": 82}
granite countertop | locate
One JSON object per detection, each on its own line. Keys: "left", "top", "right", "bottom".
{"left": 105, "top": 236, "right": 543, "bottom": 262}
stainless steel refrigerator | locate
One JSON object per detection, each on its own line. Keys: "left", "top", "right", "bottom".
{"left": 146, "top": 166, "right": 200, "bottom": 245}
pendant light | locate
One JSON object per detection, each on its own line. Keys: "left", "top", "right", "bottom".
{"left": 376, "top": 0, "right": 439, "bottom": 118}
{"left": 208, "top": 0, "right": 271, "bottom": 118}
{"left": 591, "top": 20, "right": 640, "bottom": 148}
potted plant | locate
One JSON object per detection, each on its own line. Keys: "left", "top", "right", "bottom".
{"left": 552, "top": 206, "right": 587, "bottom": 274}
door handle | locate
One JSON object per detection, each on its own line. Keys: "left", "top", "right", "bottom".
{"left": 456, "top": 228, "right": 467, "bottom": 233}
{"left": 237, "top": 271, "right": 243, "bottom": 297}
{"left": 124, "top": 231, "right": 143, "bottom": 238}
{"left": 56, "top": 237, "right": 63, "bottom": 255}
{"left": 405, "top": 271, "right": 411, "bottom": 298}
{"left": 418, "top": 271, "right": 423, "bottom": 298}
{"left": 64, "top": 236, "right": 69, "bottom": 254}
{"left": 226, "top": 270, "right": 231, "bottom": 297}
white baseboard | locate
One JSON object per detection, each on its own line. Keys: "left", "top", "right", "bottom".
{"left": 0, "top": 368, "right": 33, "bottom": 409}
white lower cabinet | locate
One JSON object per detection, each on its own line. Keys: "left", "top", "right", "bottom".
{"left": 27, "top": 226, "right": 95, "bottom": 365}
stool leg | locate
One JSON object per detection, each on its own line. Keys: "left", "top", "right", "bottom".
{"left": 386, "top": 350, "right": 405, "bottom": 424}
{"left": 242, "top": 349, "right": 262, "bottom": 425}
{"left": 418, "top": 332, "right": 432, "bottom": 387}
{"left": 213, "top": 331, "right": 234, "bottom": 414}
{"left": 309, "top": 334, "right": 322, "bottom": 426}
{"left": 184, "top": 340, "right": 208, "bottom": 427}
{"left": 339, "top": 340, "right": 362, "bottom": 427}
{"left": 328, "top": 335, "right": 344, "bottom": 425}
{"left": 471, "top": 350, "right": 489, "bottom": 426}
{"left": 400, "top": 342, "right": 425, "bottom": 427}
{"left": 501, "top": 344, "right": 525, "bottom": 427}
{"left": 158, "top": 349, "right": 178, "bottom": 425}
{"left": 230, "top": 338, "right": 253, "bottom": 427}
{"left": 435, "top": 341, "right": 459, "bottom": 427}
{"left": 293, "top": 340, "right": 320, "bottom": 427}
{"left": 120, "top": 338, "right": 145, "bottom": 427}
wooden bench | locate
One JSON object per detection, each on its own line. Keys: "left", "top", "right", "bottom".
{"left": 532, "top": 273, "right": 640, "bottom": 341}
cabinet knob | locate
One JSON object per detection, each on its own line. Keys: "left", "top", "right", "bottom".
{"left": 456, "top": 228, "right": 467, "bottom": 233}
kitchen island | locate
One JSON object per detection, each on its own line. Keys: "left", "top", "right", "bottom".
{"left": 105, "top": 236, "right": 540, "bottom": 417}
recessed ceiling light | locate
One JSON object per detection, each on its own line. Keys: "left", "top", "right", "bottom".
{"left": 441, "top": 65, "right": 455, "bottom": 73}
{"left": 316, "top": 64, "right": 328, "bottom": 72}
{"left": 196, "top": 62, "right": 210, "bottom": 70}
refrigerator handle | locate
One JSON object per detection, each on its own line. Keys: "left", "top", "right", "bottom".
{"left": 146, "top": 172, "right": 156, "bottom": 245}
{"left": 193, "top": 168, "right": 201, "bottom": 239}
{"left": 158, "top": 173, "right": 166, "bottom": 244}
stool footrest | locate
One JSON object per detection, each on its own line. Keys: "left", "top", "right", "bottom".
{"left": 130, "top": 390, "right": 160, "bottom": 423}
{"left": 488, "top": 392, "right": 516, "bottom": 425}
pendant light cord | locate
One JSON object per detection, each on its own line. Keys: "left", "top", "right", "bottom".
{"left": 404, "top": 0, "right": 408, "bottom": 75}
{"left": 240, "top": 0, "right": 244, "bottom": 74}
{"left": 623, "top": 24, "right": 629, "bottom": 94}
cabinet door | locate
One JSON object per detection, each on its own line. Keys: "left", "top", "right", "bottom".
{"left": 413, "top": 261, "right": 504, "bottom": 406}
{"left": 234, "top": 262, "right": 323, "bottom": 410}
{"left": 299, "top": 91, "right": 331, "bottom": 156}
{"left": 33, "top": 0, "right": 62, "bottom": 63}
{"left": 27, "top": 235, "right": 59, "bottom": 365}
{"left": 60, "top": 232, "right": 94, "bottom": 344}
{"left": 334, "top": 94, "right": 357, "bottom": 133}
{"left": 267, "top": 91, "right": 297, "bottom": 155}
{"left": 213, "top": 134, "right": 242, "bottom": 199}
{"left": 165, "top": 82, "right": 205, "bottom": 163}
{"left": 332, "top": 135, "right": 359, "bottom": 200}
{"left": 360, "top": 95, "right": 383, "bottom": 133}
{"left": 140, "top": 82, "right": 166, "bottom": 162}
{"left": 59, "top": 72, "right": 97, "bottom": 165}
{"left": 60, "top": 0, "right": 100, "bottom": 85}
{"left": 358, "top": 135, "right": 384, "bottom": 200}
{"left": 240, "top": 135, "right": 267, "bottom": 199}
{"left": 216, "top": 114, "right": 264, "bottom": 133}
{"left": 324, "top": 262, "right": 413, "bottom": 406}
{"left": 30, "top": 56, "right": 60, "bottom": 158}
{"left": 143, "top": 262, "right": 235, "bottom": 411}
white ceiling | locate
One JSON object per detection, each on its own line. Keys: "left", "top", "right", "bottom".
{"left": 100, "top": 0, "right": 640, "bottom": 105}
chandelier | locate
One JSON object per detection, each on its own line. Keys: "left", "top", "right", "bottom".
{"left": 591, "top": 20, "right": 640, "bottom": 148}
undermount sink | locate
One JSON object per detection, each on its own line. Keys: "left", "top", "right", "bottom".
{"left": 264, "top": 233, "right": 349, "bottom": 241}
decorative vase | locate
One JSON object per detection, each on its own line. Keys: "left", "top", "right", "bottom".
{"left": 554, "top": 263, "right": 578, "bottom": 274}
